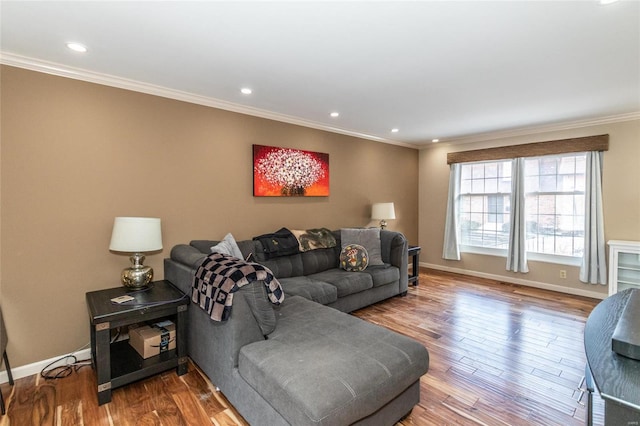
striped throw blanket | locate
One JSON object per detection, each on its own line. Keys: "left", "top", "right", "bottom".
{"left": 192, "top": 252, "right": 284, "bottom": 322}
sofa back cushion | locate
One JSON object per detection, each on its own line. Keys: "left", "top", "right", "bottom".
{"left": 190, "top": 236, "right": 341, "bottom": 279}
{"left": 301, "top": 247, "right": 339, "bottom": 275}
{"left": 190, "top": 239, "right": 255, "bottom": 259}
{"left": 252, "top": 240, "right": 304, "bottom": 278}
{"left": 255, "top": 254, "right": 305, "bottom": 279}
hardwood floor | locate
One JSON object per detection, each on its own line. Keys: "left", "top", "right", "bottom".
{"left": 0, "top": 268, "right": 604, "bottom": 425}
{"left": 356, "top": 269, "right": 603, "bottom": 426}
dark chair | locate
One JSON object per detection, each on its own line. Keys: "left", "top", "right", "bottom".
{"left": 0, "top": 307, "right": 13, "bottom": 415}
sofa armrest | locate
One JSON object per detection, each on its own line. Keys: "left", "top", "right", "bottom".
{"left": 381, "top": 230, "right": 409, "bottom": 293}
{"left": 170, "top": 244, "right": 207, "bottom": 270}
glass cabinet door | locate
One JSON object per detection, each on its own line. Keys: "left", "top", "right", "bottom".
{"left": 608, "top": 241, "right": 640, "bottom": 295}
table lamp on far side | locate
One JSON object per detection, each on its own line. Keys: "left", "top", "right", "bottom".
{"left": 372, "top": 202, "right": 396, "bottom": 229}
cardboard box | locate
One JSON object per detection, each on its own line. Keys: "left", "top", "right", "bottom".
{"left": 129, "top": 320, "right": 176, "bottom": 359}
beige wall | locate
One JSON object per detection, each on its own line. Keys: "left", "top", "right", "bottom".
{"left": 0, "top": 66, "right": 419, "bottom": 367}
{"left": 419, "top": 119, "right": 640, "bottom": 298}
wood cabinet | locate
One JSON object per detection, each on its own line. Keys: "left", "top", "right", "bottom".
{"left": 608, "top": 240, "right": 640, "bottom": 295}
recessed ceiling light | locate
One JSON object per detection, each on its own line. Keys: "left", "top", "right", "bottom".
{"left": 391, "top": 128, "right": 399, "bottom": 133}
{"left": 66, "top": 42, "right": 87, "bottom": 53}
{"left": 330, "top": 112, "right": 339, "bottom": 118}
{"left": 240, "top": 88, "right": 252, "bottom": 95}
{"left": 432, "top": 139, "right": 440, "bottom": 143}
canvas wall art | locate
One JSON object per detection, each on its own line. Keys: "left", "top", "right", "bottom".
{"left": 253, "top": 145, "right": 330, "bottom": 197}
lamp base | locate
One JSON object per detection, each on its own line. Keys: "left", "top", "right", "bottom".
{"left": 121, "top": 253, "right": 153, "bottom": 289}
{"left": 379, "top": 220, "right": 388, "bottom": 230}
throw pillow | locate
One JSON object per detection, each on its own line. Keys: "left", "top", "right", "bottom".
{"left": 210, "top": 233, "right": 244, "bottom": 259}
{"left": 290, "top": 228, "right": 337, "bottom": 252}
{"left": 340, "top": 244, "right": 369, "bottom": 272}
{"left": 340, "top": 228, "right": 384, "bottom": 266}
{"left": 241, "top": 280, "right": 277, "bottom": 337}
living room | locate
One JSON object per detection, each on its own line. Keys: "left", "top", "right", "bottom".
{"left": 1, "top": 1, "right": 639, "bottom": 425}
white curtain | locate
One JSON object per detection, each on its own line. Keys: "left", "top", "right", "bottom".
{"left": 506, "top": 158, "right": 528, "bottom": 273}
{"left": 442, "top": 163, "right": 461, "bottom": 260}
{"left": 580, "top": 151, "right": 607, "bottom": 284}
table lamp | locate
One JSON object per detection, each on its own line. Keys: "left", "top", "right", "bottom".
{"left": 372, "top": 202, "right": 396, "bottom": 229}
{"left": 109, "top": 217, "right": 163, "bottom": 289}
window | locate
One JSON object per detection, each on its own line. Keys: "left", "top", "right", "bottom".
{"left": 458, "top": 153, "right": 587, "bottom": 258}
{"left": 459, "top": 160, "right": 511, "bottom": 249}
{"left": 524, "top": 154, "right": 585, "bottom": 257}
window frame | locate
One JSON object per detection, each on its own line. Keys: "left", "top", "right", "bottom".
{"left": 458, "top": 159, "right": 512, "bottom": 251}
{"left": 457, "top": 153, "right": 588, "bottom": 266}
{"left": 522, "top": 153, "right": 586, "bottom": 259}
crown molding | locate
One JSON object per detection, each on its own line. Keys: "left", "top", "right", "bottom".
{"left": 2, "top": 52, "right": 636, "bottom": 151}
{"left": 423, "top": 111, "right": 640, "bottom": 149}
{"left": 0, "top": 52, "right": 416, "bottom": 149}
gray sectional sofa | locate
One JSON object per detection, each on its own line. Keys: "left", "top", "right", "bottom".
{"left": 164, "top": 229, "right": 429, "bottom": 425}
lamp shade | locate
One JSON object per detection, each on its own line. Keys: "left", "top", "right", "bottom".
{"left": 371, "top": 202, "right": 396, "bottom": 220}
{"left": 109, "top": 217, "right": 163, "bottom": 253}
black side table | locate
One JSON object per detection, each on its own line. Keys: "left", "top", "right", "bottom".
{"left": 86, "top": 280, "right": 189, "bottom": 405}
{"left": 408, "top": 246, "right": 421, "bottom": 286}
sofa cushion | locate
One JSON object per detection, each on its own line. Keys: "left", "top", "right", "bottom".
{"left": 238, "top": 296, "right": 429, "bottom": 426}
{"left": 278, "top": 276, "right": 338, "bottom": 305}
{"left": 307, "top": 269, "right": 373, "bottom": 298}
{"left": 363, "top": 265, "right": 400, "bottom": 288}
{"left": 255, "top": 249, "right": 304, "bottom": 278}
{"left": 341, "top": 228, "right": 384, "bottom": 266}
{"left": 301, "top": 247, "right": 339, "bottom": 275}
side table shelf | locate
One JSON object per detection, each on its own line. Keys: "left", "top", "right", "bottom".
{"left": 86, "top": 280, "right": 189, "bottom": 405}
{"left": 408, "top": 246, "right": 421, "bottom": 286}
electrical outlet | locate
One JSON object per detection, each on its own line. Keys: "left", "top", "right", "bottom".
{"left": 560, "top": 270, "right": 567, "bottom": 279}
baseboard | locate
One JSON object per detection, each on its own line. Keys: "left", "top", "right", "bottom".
{"left": 421, "top": 262, "right": 607, "bottom": 300}
{"left": 0, "top": 348, "right": 92, "bottom": 384}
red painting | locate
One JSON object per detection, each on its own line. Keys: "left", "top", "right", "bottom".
{"left": 253, "top": 145, "right": 330, "bottom": 197}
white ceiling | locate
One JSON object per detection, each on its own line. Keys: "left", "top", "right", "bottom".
{"left": 1, "top": 1, "right": 639, "bottom": 147}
